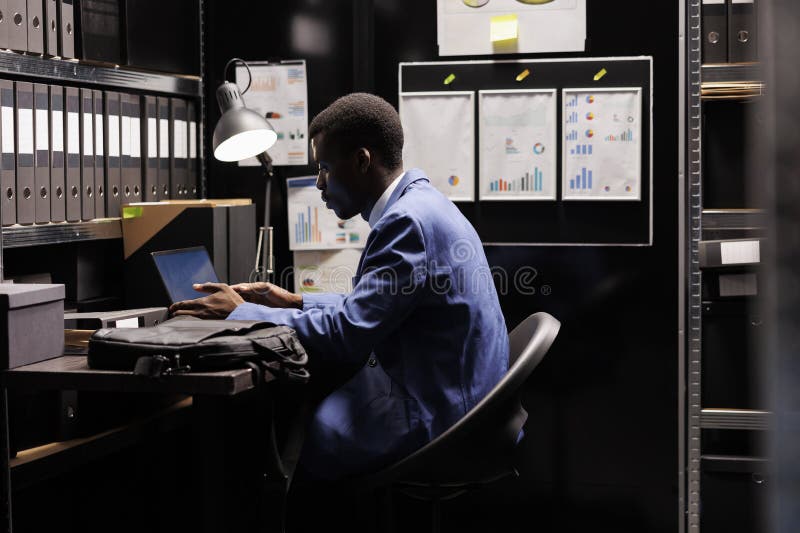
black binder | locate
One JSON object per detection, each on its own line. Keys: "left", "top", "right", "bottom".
{"left": 49, "top": 85, "right": 65, "bottom": 223}
{"left": 729, "top": 0, "right": 757, "bottom": 63}
{"left": 157, "top": 96, "right": 170, "bottom": 199}
{"left": 15, "top": 81, "right": 35, "bottom": 225}
{"left": 8, "top": 0, "right": 27, "bottom": 51}
{"left": 57, "top": 0, "right": 75, "bottom": 59}
{"left": 44, "top": 0, "right": 58, "bottom": 56}
{"left": 33, "top": 83, "right": 50, "bottom": 223}
{"left": 79, "top": 88, "right": 94, "bottom": 221}
{"left": 0, "top": 80, "right": 16, "bottom": 226}
{"left": 702, "top": 0, "right": 728, "bottom": 64}
{"left": 0, "top": 0, "right": 9, "bottom": 49}
{"left": 119, "top": 93, "right": 131, "bottom": 202}
{"left": 76, "top": 0, "right": 121, "bottom": 64}
{"left": 129, "top": 93, "right": 142, "bottom": 202}
{"left": 26, "top": 0, "right": 43, "bottom": 54}
{"left": 187, "top": 100, "right": 198, "bottom": 198}
{"left": 169, "top": 98, "right": 187, "bottom": 198}
{"left": 65, "top": 86, "right": 80, "bottom": 221}
{"left": 92, "top": 89, "right": 105, "bottom": 218}
{"left": 104, "top": 91, "right": 121, "bottom": 218}
{"left": 142, "top": 95, "right": 159, "bottom": 201}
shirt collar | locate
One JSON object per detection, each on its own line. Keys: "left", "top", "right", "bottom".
{"left": 367, "top": 172, "right": 405, "bottom": 228}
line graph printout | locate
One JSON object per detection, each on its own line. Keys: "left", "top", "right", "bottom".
{"left": 562, "top": 87, "right": 642, "bottom": 201}
{"left": 479, "top": 89, "right": 557, "bottom": 201}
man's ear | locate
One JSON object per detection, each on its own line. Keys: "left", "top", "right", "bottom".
{"left": 356, "top": 147, "right": 371, "bottom": 173}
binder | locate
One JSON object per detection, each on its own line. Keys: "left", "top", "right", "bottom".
{"left": 45, "top": 0, "right": 58, "bottom": 56}
{"left": 142, "top": 95, "right": 159, "bottom": 201}
{"left": 187, "top": 100, "right": 198, "bottom": 198}
{"left": 169, "top": 98, "right": 187, "bottom": 199}
{"left": 129, "top": 93, "right": 142, "bottom": 202}
{"left": 157, "top": 96, "right": 170, "bottom": 199}
{"left": 57, "top": 0, "right": 75, "bottom": 59}
{"left": 65, "top": 86, "right": 80, "bottom": 221}
{"left": 49, "top": 85, "right": 65, "bottom": 223}
{"left": 729, "top": 0, "right": 757, "bottom": 63}
{"left": 0, "top": 0, "right": 9, "bottom": 49}
{"left": 702, "top": 0, "right": 728, "bottom": 64}
{"left": 8, "top": 0, "right": 27, "bottom": 51}
{"left": 79, "top": 88, "right": 94, "bottom": 220}
{"left": 0, "top": 80, "right": 16, "bottom": 226}
{"left": 76, "top": 0, "right": 121, "bottom": 64}
{"left": 103, "top": 91, "right": 121, "bottom": 218}
{"left": 92, "top": 89, "right": 105, "bottom": 218}
{"left": 26, "top": 0, "right": 43, "bottom": 54}
{"left": 33, "top": 83, "right": 50, "bottom": 223}
{"left": 119, "top": 93, "right": 131, "bottom": 202}
{"left": 15, "top": 81, "right": 35, "bottom": 225}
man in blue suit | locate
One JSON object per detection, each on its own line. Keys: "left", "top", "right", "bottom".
{"left": 170, "top": 93, "right": 509, "bottom": 480}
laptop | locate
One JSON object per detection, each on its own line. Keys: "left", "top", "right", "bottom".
{"left": 151, "top": 247, "right": 220, "bottom": 304}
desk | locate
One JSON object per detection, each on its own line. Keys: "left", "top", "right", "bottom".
{"left": 1, "top": 356, "right": 267, "bottom": 533}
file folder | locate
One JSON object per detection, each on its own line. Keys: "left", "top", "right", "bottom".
{"left": 0, "top": 80, "right": 16, "bottom": 226}
{"left": 45, "top": 0, "right": 58, "bottom": 56}
{"left": 33, "top": 83, "right": 50, "bottom": 223}
{"left": 0, "top": 0, "right": 9, "bottom": 49}
{"left": 80, "top": 88, "right": 94, "bottom": 220}
{"left": 49, "top": 85, "right": 65, "bottom": 222}
{"left": 702, "top": 0, "right": 728, "bottom": 64}
{"left": 26, "top": 0, "right": 43, "bottom": 54}
{"left": 169, "top": 98, "right": 187, "bottom": 199}
{"left": 187, "top": 100, "right": 198, "bottom": 198}
{"left": 92, "top": 89, "right": 105, "bottom": 218}
{"left": 157, "top": 96, "right": 170, "bottom": 199}
{"left": 129, "top": 94, "right": 142, "bottom": 202}
{"left": 77, "top": 0, "right": 121, "bottom": 64}
{"left": 729, "top": 0, "right": 757, "bottom": 63}
{"left": 8, "top": 0, "right": 27, "bottom": 51}
{"left": 57, "top": 0, "right": 75, "bottom": 59}
{"left": 104, "top": 91, "right": 121, "bottom": 218}
{"left": 142, "top": 95, "right": 159, "bottom": 201}
{"left": 65, "top": 86, "right": 80, "bottom": 221}
{"left": 15, "top": 81, "right": 35, "bottom": 225}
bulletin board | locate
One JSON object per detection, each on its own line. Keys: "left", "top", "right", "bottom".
{"left": 399, "top": 57, "right": 653, "bottom": 246}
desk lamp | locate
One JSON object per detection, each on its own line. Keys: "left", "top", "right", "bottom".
{"left": 213, "top": 58, "right": 278, "bottom": 281}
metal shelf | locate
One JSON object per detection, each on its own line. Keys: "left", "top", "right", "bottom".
{"left": 0, "top": 50, "right": 201, "bottom": 97}
{"left": 702, "top": 209, "right": 767, "bottom": 240}
{"left": 701, "top": 63, "right": 764, "bottom": 100}
{"left": 1, "top": 219, "right": 122, "bottom": 249}
{"left": 700, "top": 409, "right": 772, "bottom": 430}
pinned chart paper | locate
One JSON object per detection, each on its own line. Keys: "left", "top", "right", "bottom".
{"left": 293, "top": 248, "right": 363, "bottom": 294}
{"left": 236, "top": 61, "right": 308, "bottom": 167}
{"left": 287, "top": 176, "right": 371, "bottom": 251}
{"left": 479, "top": 89, "right": 557, "bottom": 201}
{"left": 562, "top": 87, "right": 642, "bottom": 201}
{"left": 437, "top": 0, "right": 586, "bottom": 56}
{"left": 400, "top": 92, "right": 475, "bottom": 201}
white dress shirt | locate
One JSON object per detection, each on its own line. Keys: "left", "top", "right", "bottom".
{"left": 367, "top": 172, "right": 405, "bottom": 228}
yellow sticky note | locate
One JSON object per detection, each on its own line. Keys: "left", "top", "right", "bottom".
{"left": 490, "top": 14, "right": 518, "bottom": 43}
{"left": 594, "top": 68, "right": 608, "bottom": 81}
{"left": 516, "top": 69, "right": 531, "bottom": 82}
{"left": 443, "top": 73, "right": 456, "bottom": 85}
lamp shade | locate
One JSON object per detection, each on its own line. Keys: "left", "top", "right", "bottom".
{"left": 212, "top": 81, "right": 277, "bottom": 162}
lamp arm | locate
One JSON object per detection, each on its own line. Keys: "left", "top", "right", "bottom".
{"left": 223, "top": 57, "right": 253, "bottom": 94}
{"left": 256, "top": 151, "right": 275, "bottom": 281}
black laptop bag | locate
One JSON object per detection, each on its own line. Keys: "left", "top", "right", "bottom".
{"left": 88, "top": 316, "right": 310, "bottom": 384}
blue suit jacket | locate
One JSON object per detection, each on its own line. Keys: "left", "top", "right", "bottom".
{"left": 228, "top": 169, "right": 509, "bottom": 479}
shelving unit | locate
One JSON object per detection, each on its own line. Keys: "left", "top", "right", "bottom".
{"left": 701, "top": 63, "right": 764, "bottom": 101}
{"left": 1, "top": 219, "right": 122, "bottom": 249}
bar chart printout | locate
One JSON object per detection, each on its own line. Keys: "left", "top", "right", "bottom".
{"left": 479, "top": 89, "right": 557, "bottom": 200}
{"left": 562, "top": 87, "right": 642, "bottom": 200}
{"left": 287, "top": 176, "right": 371, "bottom": 250}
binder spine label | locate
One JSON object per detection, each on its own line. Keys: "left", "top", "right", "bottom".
{"left": 52, "top": 110, "right": 64, "bottom": 152}
{"left": 109, "top": 114, "right": 120, "bottom": 157}
{"left": 94, "top": 114, "right": 104, "bottom": 156}
{"left": 67, "top": 111, "right": 80, "bottom": 160}
{"left": 82, "top": 111, "right": 93, "bottom": 157}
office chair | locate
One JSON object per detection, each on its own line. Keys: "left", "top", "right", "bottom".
{"left": 359, "top": 312, "right": 561, "bottom": 533}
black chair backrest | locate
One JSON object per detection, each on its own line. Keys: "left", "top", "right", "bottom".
{"left": 364, "top": 312, "right": 560, "bottom": 487}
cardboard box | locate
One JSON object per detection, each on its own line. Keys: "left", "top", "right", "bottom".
{"left": 0, "top": 284, "right": 65, "bottom": 368}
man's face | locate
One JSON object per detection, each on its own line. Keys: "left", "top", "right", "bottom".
{"left": 312, "top": 133, "right": 370, "bottom": 220}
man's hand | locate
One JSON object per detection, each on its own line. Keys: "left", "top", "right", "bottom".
{"left": 169, "top": 282, "right": 245, "bottom": 319}
{"left": 228, "top": 282, "right": 303, "bottom": 309}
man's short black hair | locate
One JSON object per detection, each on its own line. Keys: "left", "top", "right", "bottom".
{"left": 309, "top": 93, "right": 403, "bottom": 171}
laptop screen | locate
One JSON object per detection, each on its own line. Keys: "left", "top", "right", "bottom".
{"left": 151, "top": 247, "right": 220, "bottom": 303}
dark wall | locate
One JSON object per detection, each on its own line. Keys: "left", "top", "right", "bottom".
{"left": 205, "top": 1, "right": 680, "bottom": 531}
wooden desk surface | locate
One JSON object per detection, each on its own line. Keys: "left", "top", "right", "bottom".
{"left": 2, "top": 356, "right": 257, "bottom": 396}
